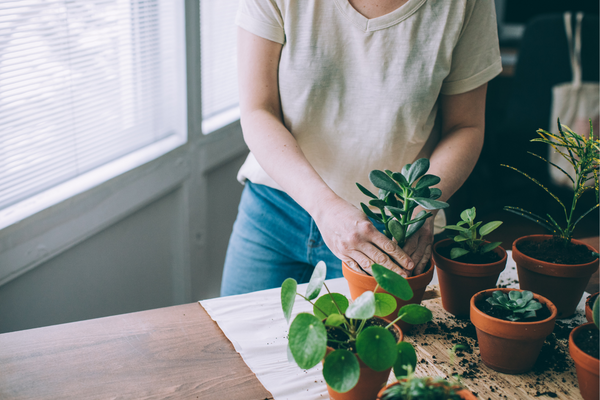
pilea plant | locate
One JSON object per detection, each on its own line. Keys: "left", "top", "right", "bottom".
{"left": 357, "top": 158, "right": 449, "bottom": 249}
{"left": 443, "top": 207, "right": 502, "bottom": 259}
{"left": 281, "top": 261, "right": 432, "bottom": 394}
{"left": 502, "top": 119, "right": 599, "bottom": 247}
{"left": 486, "top": 290, "right": 542, "bottom": 321}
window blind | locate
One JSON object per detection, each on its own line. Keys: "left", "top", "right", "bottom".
{"left": 0, "top": 0, "right": 186, "bottom": 211}
{"left": 201, "top": 0, "right": 239, "bottom": 129}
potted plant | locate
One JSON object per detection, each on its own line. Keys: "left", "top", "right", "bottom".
{"left": 569, "top": 295, "right": 599, "bottom": 400}
{"left": 281, "top": 261, "right": 432, "bottom": 400}
{"left": 433, "top": 207, "right": 507, "bottom": 317}
{"left": 344, "top": 158, "right": 448, "bottom": 328}
{"left": 375, "top": 345, "right": 477, "bottom": 400}
{"left": 585, "top": 292, "right": 598, "bottom": 323}
{"left": 502, "top": 120, "right": 599, "bottom": 318}
{"left": 470, "top": 288, "right": 557, "bottom": 374}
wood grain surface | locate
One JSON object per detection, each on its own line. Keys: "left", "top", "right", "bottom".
{"left": 0, "top": 303, "right": 273, "bottom": 400}
{"left": 406, "top": 287, "right": 584, "bottom": 400}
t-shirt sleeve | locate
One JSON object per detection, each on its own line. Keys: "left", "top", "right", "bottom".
{"left": 236, "top": 0, "right": 285, "bottom": 44}
{"left": 441, "top": 0, "right": 502, "bottom": 95}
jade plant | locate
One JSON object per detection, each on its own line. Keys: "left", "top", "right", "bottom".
{"left": 502, "top": 119, "right": 599, "bottom": 247}
{"left": 357, "top": 158, "right": 449, "bottom": 249}
{"left": 486, "top": 290, "right": 542, "bottom": 321}
{"left": 443, "top": 207, "right": 503, "bottom": 259}
{"left": 281, "top": 261, "right": 432, "bottom": 393}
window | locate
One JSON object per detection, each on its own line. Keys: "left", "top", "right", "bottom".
{"left": 200, "top": 0, "right": 240, "bottom": 134}
{"left": 0, "top": 0, "right": 187, "bottom": 215}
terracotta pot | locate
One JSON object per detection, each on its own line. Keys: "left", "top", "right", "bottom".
{"left": 585, "top": 292, "right": 598, "bottom": 324}
{"left": 325, "top": 319, "right": 403, "bottom": 400}
{"left": 376, "top": 379, "right": 477, "bottom": 400}
{"left": 470, "top": 288, "right": 557, "bottom": 374}
{"left": 433, "top": 239, "right": 507, "bottom": 317}
{"left": 569, "top": 322, "right": 600, "bottom": 400}
{"left": 342, "top": 260, "right": 434, "bottom": 331}
{"left": 512, "top": 235, "right": 599, "bottom": 319}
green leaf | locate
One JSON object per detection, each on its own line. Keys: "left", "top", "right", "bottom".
{"left": 508, "top": 291, "right": 520, "bottom": 301}
{"left": 372, "top": 263, "right": 413, "bottom": 300}
{"left": 412, "top": 197, "right": 449, "bottom": 210}
{"left": 429, "top": 188, "right": 442, "bottom": 200}
{"left": 289, "top": 313, "right": 327, "bottom": 369}
{"left": 281, "top": 278, "right": 297, "bottom": 323}
{"left": 314, "top": 293, "right": 349, "bottom": 320}
{"left": 503, "top": 206, "right": 557, "bottom": 233}
{"left": 443, "top": 224, "right": 468, "bottom": 232}
{"left": 460, "top": 208, "right": 471, "bottom": 222}
{"left": 392, "top": 172, "right": 409, "bottom": 187}
{"left": 521, "top": 291, "right": 533, "bottom": 303}
{"left": 345, "top": 291, "right": 376, "bottom": 319}
{"left": 401, "top": 164, "right": 411, "bottom": 179}
{"left": 453, "top": 235, "right": 468, "bottom": 242}
{"left": 407, "top": 210, "right": 432, "bottom": 225}
{"left": 385, "top": 205, "right": 407, "bottom": 216}
{"left": 415, "top": 174, "right": 441, "bottom": 190}
{"left": 397, "top": 304, "right": 432, "bottom": 324}
{"left": 361, "top": 203, "right": 379, "bottom": 221}
{"left": 405, "top": 219, "right": 425, "bottom": 239}
{"left": 593, "top": 296, "right": 599, "bottom": 328}
{"left": 388, "top": 219, "right": 406, "bottom": 245}
{"left": 480, "top": 241, "right": 502, "bottom": 254}
{"left": 323, "top": 350, "right": 360, "bottom": 393}
{"left": 479, "top": 221, "right": 503, "bottom": 237}
{"left": 325, "top": 314, "right": 347, "bottom": 327}
{"left": 406, "top": 158, "right": 430, "bottom": 184}
{"left": 305, "top": 261, "right": 326, "bottom": 301}
{"left": 369, "top": 170, "right": 402, "bottom": 194}
{"left": 450, "top": 247, "right": 469, "bottom": 259}
{"left": 356, "top": 326, "right": 398, "bottom": 371}
{"left": 369, "top": 199, "right": 388, "bottom": 209}
{"left": 356, "top": 182, "right": 377, "bottom": 199}
{"left": 374, "top": 293, "right": 397, "bottom": 317}
{"left": 393, "top": 342, "right": 417, "bottom": 379}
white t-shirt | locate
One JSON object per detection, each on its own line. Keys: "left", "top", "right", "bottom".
{"left": 236, "top": 0, "right": 502, "bottom": 210}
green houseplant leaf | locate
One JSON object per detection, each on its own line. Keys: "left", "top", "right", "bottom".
{"left": 406, "top": 158, "right": 429, "bottom": 184}
{"left": 323, "top": 350, "right": 360, "bottom": 393}
{"left": 397, "top": 304, "right": 433, "bottom": 325}
{"left": 369, "top": 170, "right": 402, "bottom": 194}
{"left": 288, "top": 313, "right": 327, "bottom": 370}
{"left": 345, "top": 291, "right": 376, "bottom": 319}
{"left": 305, "top": 261, "right": 326, "bottom": 301}
{"left": 356, "top": 326, "right": 398, "bottom": 371}
{"left": 281, "top": 278, "right": 297, "bottom": 323}
{"left": 393, "top": 341, "right": 417, "bottom": 379}
{"left": 372, "top": 263, "right": 413, "bottom": 300}
{"left": 313, "top": 293, "right": 349, "bottom": 320}
{"left": 374, "top": 293, "right": 397, "bottom": 317}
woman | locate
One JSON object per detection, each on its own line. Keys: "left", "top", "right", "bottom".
{"left": 221, "top": 0, "right": 502, "bottom": 296}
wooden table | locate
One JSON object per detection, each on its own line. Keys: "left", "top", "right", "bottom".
{"left": 0, "top": 303, "right": 272, "bottom": 400}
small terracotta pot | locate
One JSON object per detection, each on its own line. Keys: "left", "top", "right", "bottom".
{"left": 376, "top": 379, "right": 477, "bottom": 400}
{"left": 433, "top": 239, "right": 507, "bottom": 317}
{"left": 470, "top": 288, "right": 557, "bottom": 374}
{"left": 585, "top": 292, "right": 598, "bottom": 324}
{"left": 342, "top": 260, "right": 434, "bottom": 332}
{"left": 569, "top": 322, "right": 600, "bottom": 400}
{"left": 325, "top": 319, "right": 403, "bottom": 400}
{"left": 512, "top": 235, "right": 599, "bottom": 319}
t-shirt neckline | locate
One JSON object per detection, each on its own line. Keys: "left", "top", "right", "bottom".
{"left": 333, "top": 0, "right": 427, "bottom": 32}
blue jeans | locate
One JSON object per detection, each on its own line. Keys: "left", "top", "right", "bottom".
{"left": 220, "top": 182, "right": 344, "bottom": 296}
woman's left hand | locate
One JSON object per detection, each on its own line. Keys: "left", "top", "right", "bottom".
{"left": 401, "top": 216, "right": 434, "bottom": 276}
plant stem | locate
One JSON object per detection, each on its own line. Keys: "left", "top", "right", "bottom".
{"left": 323, "top": 282, "right": 350, "bottom": 327}
{"left": 296, "top": 293, "right": 329, "bottom": 317}
{"left": 385, "top": 313, "right": 406, "bottom": 330}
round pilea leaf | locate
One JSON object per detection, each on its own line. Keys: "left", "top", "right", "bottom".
{"left": 281, "top": 278, "right": 297, "bottom": 323}
{"left": 372, "top": 263, "right": 413, "bottom": 301}
{"left": 313, "top": 293, "right": 349, "bottom": 320}
{"left": 305, "top": 261, "right": 326, "bottom": 301}
{"left": 356, "top": 326, "right": 398, "bottom": 371}
{"left": 325, "top": 314, "right": 347, "bottom": 327}
{"left": 323, "top": 350, "right": 360, "bottom": 393}
{"left": 345, "top": 291, "right": 376, "bottom": 320}
{"left": 289, "top": 313, "right": 327, "bottom": 370}
{"left": 374, "top": 293, "right": 397, "bottom": 317}
{"left": 393, "top": 341, "right": 417, "bottom": 379}
{"left": 398, "top": 304, "right": 432, "bottom": 325}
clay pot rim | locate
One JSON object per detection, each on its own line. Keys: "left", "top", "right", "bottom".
{"left": 470, "top": 288, "right": 558, "bottom": 328}
{"left": 433, "top": 238, "right": 508, "bottom": 266}
{"left": 376, "top": 378, "right": 475, "bottom": 400}
{"left": 342, "top": 259, "right": 435, "bottom": 285}
{"left": 569, "top": 322, "right": 600, "bottom": 367}
{"left": 512, "top": 234, "right": 599, "bottom": 270}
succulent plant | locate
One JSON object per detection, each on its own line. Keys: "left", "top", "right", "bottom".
{"left": 486, "top": 290, "right": 542, "bottom": 321}
{"left": 443, "top": 207, "right": 502, "bottom": 259}
{"left": 357, "top": 158, "right": 449, "bottom": 249}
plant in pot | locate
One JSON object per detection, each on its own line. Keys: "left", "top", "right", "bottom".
{"left": 281, "top": 261, "right": 432, "bottom": 400}
{"left": 569, "top": 295, "right": 599, "bottom": 400}
{"left": 433, "top": 207, "right": 507, "bottom": 317}
{"left": 376, "top": 345, "right": 477, "bottom": 400}
{"left": 502, "top": 120, "right": 599, "bottom": 318}
{"left": 585, "top": 292, "right": 599, "bottom": 323}
{"left": 470, "top": 288, "right": 557, "bottom": 374}
{"left": 344, "top": 158, "right": 448, "bottom": 326}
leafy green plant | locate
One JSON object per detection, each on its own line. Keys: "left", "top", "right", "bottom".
{"left": 356, "top": 158, "right": 449, "bottom": 249}
{"left": 502, "top": 119, "right": 599, "bottom": 246}
{"left": 486, "top": 290, "right": 542, "bottom": 321}
{"left": 443, "top": 207, "right": 502, "bottom": 259}
{"left": 593, "top": 295, "right": 599, "bottom": 329}
{"left": 281, "top": 261, "right": 432, "bottom": 393}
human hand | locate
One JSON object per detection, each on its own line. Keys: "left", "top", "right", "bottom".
{"left": 313, "top": 197, "right": 415, "bottom": 277}
{"left": 401, "top": 215, "right": 434, "bottom": 276}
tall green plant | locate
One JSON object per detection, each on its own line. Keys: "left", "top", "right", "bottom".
{"left": 357, "top": 158, "right": 449, "bottom": 248}
{"left": 502, "top": 119, "right": 599, "bottom": 246}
